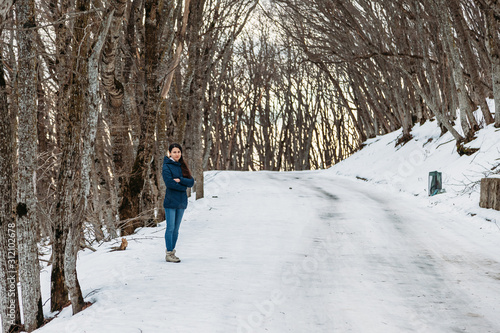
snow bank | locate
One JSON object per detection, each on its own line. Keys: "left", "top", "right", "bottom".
{"left": 329, "top": 114, "right": 500, "bottom": 224}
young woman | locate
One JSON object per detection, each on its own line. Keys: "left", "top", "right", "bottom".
{"left": 162, "top": 143, "right": 194, "bottom": 262}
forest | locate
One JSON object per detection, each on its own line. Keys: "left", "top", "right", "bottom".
{"left": 1, "top": 0, "right": 500, "bottom": 332}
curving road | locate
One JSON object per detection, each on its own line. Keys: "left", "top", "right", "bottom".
{"left": 265, "top": 172, "right": 500, "bottom": 333}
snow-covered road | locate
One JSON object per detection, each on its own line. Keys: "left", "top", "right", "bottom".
{"left": 36, "top": 171, "right": 500, "bottom": 333}
{"left": 302, "top": 174, "right": 500, "bottom": 333}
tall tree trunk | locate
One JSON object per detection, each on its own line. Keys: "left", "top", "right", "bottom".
{"left": 99, "top": 0, "right": 127, "bottom": 227}
{"left": 0, "top": 42, "right": 22, "bottom": 333}
{"left": 83, "top": 8, "right": 114, "bottom": 217}
{"left": 437, "top": 0, "right": 476, "bottom": 140}
{"left": 15, "top": 0, "right": 44, "bottom": 330}
{"left": 65, "top": 9, "right": 114, "bottom": 312}
{"left": 83, "top": 12, "right": 114, "bottom": 239}
{"left": 62, "top": 0, "right": 91, "bottom": 315}
{"left": 48, "top": 0, "right": 71, "bottom": 313}
{"left": 485, "top": 7, "right": 500, "bottom": 128}
{"left": 183, "top": 0, "right": 206, "bottom": 199}
{"left": 119, "top": 0, "right": 161, "bottom": 235}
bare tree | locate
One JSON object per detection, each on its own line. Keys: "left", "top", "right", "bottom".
{"left": 448, "top": 0, "right": 494, "bottom": 125}
{"left": 480, "top": 1, "right": 500, "bottom": 128}
{"left": 270, "top": 0, "right": 498, "bottom": 150}
{"left": 15, "top": 0, "right": 44, "bottom": 330}
{"left": 0, "top": 27, "right": 22, "bottom": 333}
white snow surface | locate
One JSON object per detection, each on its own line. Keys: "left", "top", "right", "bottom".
{"left": 29, "top": 119, "right": 500, "bottom": 333}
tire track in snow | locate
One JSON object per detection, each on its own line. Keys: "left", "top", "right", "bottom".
{"left": 309, "top": 175, "right": 500, "bottom": 333}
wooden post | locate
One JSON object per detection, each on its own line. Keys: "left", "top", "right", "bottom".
{"left": 479, "top": 177, "right": 500, "bottom": 210}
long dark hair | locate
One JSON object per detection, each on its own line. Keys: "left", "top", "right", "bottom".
{"left": 168, "top": 143, "right": 192, "bottom": 178}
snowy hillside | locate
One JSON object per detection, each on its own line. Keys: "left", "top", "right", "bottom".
{"left": 31, "top": 115, "right": 500, "bottom": 333}
{"left": 330, "top": 111, "right": 500, "bottom": 224}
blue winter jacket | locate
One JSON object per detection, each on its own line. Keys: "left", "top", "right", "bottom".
{"left": 162, "top": 157, "right": 195, "bottom": 209}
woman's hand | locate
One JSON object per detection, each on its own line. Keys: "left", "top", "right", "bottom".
{"left": 173, "top": 178, "right": 181, "bottom": 183}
